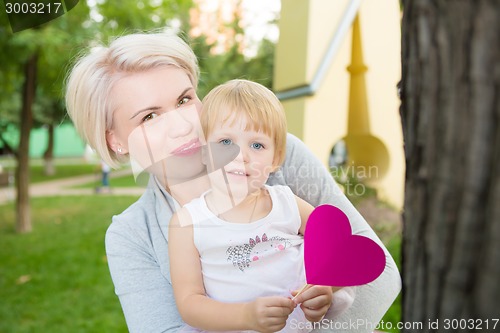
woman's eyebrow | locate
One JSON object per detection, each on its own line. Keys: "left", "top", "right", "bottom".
{"left": 129, "top": 106, "right": 162, "bottom": 120}
{"left": 177, "top": 87, "right": 192, "bottom": 98}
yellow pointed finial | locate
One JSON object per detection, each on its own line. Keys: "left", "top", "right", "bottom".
{"left": 343, "top": 13, "right": 390, "bottom": 183}
{"left": 347, "top": 14, "right": 370, "bottom": 135}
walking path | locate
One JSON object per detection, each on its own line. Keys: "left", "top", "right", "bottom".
{"left": 0, "top": 169, "right": 145, "bottom": 205}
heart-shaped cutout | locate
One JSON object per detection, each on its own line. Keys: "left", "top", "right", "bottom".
{"left": 5, "top": 0, "right": 80, "bottom": 33}
{"left": 304, "top": 205, "right": 386, "bottom": 286}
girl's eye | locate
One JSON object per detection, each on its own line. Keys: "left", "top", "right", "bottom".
{"left": 142, "top": 112, "right": 158, "bottom": 122}
{"left": 251, "top": 142, "right": 264, "bottom": 150}
{"left": 177, "top": 96, "right": 191, "bottom": 107}
{"left": 219, "top": 139, "right": 233, "bottom": 145}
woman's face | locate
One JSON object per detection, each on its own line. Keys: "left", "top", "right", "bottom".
{"left": 107, "top": 66, "right": 205, "bottom": 183}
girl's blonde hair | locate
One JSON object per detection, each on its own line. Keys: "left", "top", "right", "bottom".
{"left": 65, "top": 31, "right": 199, "bottom": 168}
{"left": 201, "top": 79, "right": 287, "bottom": 167}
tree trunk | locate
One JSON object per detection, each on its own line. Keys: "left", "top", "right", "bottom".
{"left": 400, "top": 0, "right": 500, "bottom": 331}
{"left": 43, "top": 123, "right": 55, "bottom": 176}
{"left": 16, "top": 51, "right": 38, "bottom": 233}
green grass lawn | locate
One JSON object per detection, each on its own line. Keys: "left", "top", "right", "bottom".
{"left": 30, "top": 164, "right": 98, "bottom": 184}
{"left": 0, "top": 196, "right": 138, "bottom": 333}
{"left": 3, "top": 163, "right": 97, "bottom": 184}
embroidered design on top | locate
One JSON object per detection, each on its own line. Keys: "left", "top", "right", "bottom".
{"left": 226, "top": 233, "right": 291, "bottom": 272}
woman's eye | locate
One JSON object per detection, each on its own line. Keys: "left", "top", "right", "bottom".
{"left": 251, "top": 142, "right": 264, "bottom": 149}
{"left": 177, "top": 96, "right": 191, "bottom": 107}
{"left": 142, "top": 112, "right": 158, "bottom": 122}
{"left": 219, "top": 139, "right": 233, "bottom": 145}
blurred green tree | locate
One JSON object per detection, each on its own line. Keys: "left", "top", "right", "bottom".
{"left": 0, "top": 2, "right": 93, "bottom": 233}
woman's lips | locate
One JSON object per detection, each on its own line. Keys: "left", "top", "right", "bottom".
{"left": 171, "top": 138, "right": 201, "bottom": 156}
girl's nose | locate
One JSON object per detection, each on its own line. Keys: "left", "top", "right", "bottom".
{"left": 234, "top": 146, "right": 249, "bottom": 163}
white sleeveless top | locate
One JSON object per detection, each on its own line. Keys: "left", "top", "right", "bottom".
{"left": 183, "top": 185, "right": 310, "bottom": 332}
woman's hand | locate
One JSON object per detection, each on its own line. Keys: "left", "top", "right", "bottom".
{"left": 291, "top": 285, "right": 334, "bottom": 322}
{"left": 245, "top": 296, "right": 296, "bottom": 333}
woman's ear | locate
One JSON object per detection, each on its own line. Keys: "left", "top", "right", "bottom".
{"left": 106, "top": 130, "right": 127, "bottom": 155}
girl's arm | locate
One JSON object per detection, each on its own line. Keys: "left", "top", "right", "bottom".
{"left": 295, "top": 195, "right": 315, "bottom": 236}
{"left": 168, "top": 211, "right": 295, "bottom": 332}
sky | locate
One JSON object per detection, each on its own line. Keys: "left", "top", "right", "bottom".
{"left": 241, "top": 0, "right": 280, "bottom": 42}
{"left": 241, "top": 0, "right": 280, "bottom": 56}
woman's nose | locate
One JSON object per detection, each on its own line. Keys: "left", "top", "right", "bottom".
{"left": 167, "top": 110, "right": 194, "bottom": 138}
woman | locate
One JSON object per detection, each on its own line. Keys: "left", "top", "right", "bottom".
{"left": 65, "top": 31, "right": 401, "bottom": 333}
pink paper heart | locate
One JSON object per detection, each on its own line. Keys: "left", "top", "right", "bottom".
{"left": 304, "top": 205, "right": 386, "bottom": 286}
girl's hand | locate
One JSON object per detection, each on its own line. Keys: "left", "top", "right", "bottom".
{"left": 245, "top": 296, "right": 296, "bottom": 333}
{"left": 291, "top": 285, "right": 334, "bottom": 322}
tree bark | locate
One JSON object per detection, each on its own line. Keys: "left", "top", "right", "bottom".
{"left": 401, "top": 0, "right": 500, "bottom": 331}
{"left": 43, "top": 123, "right": 55, "bottom": 176}
{"left": 16, "top": 51, "right": 38, "bottom": 233}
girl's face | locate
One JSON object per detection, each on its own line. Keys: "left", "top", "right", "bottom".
{"left": 107, "top": 66, "right": 204, "bottom": 182}
{"left": 205, "top": 113, "right": 277, "bottom": 199}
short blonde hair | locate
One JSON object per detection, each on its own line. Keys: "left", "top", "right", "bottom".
{"left": 65, "top": 31, "right": 199, "bottom": 168}
{"left": 201, "top": 79, "right": 287, "bottom": 167}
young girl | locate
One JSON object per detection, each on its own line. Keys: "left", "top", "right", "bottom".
{"left": 169, "top": 80, "right": 355, "bottom": 332}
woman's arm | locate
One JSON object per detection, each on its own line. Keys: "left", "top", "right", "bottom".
{"left": 273, "top": 133, "right": 401, "bottom": 332}
{"left": 105, "top": 218, "right": 184, "bottom": 333}
{"left": 168, "top": 212, "right": 295, "bottom": 332}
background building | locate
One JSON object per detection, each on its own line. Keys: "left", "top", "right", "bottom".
{"left": 274, "top": 0, "right": 404, "bottom": 208}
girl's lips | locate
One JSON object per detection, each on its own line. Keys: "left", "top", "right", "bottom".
{"left": 171, "top": 138, "right": 201, "bottom": 156}
{"left": 226, "top": 170, "right": 248, "bottom": 176}
{"left": 225, "top": 170, "right": 249, "bottom": 181}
